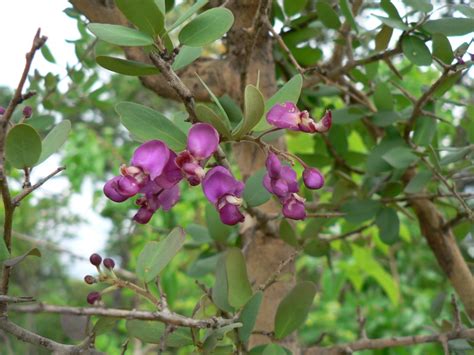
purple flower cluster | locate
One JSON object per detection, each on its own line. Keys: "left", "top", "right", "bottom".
{"left": 267, "top": 102, "right": 331, "bottom": 133}
{"left": 104, "top": 123, "right": 245, "bottom": 225}
{"left": 263, "top": 153, "right": 324, "bottom": 220}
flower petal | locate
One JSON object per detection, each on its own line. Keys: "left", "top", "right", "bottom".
{"left": 219, "top": 203, "right": 245, "bottom": 225}
{"left": 314, "top": 110, "right": 332, "bottom": 133}
{"left": 265, "top": 152, "right": 281, "bottom": 178}
{"left": 131, "top": 140, "right": 170, "bottom": 179}
{"left": 303, "top": 168, "right": 324, "bottom": 189}
{"left": 282, "top": 194, "right": 306, "bottom": 220}
{"left": 117, "top": 175, "right": 140, "bottom": 197}
{"left": 280, "top": 166, "right": 299, "bottom": 193}
{"left": 154, "top": 150, "right": 183, "bottom": 189}
{"left": 104, "top": 176, "right": 129, "bottom": 202}
{"left": 187, "top": 123, "right": 219, "bottom": 160}
{"left": 158, "top": 185, "right": 180, "bottom": 211}
{"left": 266, "top": 102, "right": 300, "bottom": 130}
{"left": 133, "top": 207, "right": 154, "bottom": 224}
{"left": 202, "top": 166, "right": 244, "bottom": 203}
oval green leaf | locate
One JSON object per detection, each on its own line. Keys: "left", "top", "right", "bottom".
{"left": 225, "top": 248, "right": 253, "bottom": 309}
{"left": 373, "top": 83, "right": 393, "bottom": 111}
{"left": 178, "top": 8, "right": 234, "bottom": 47}
{"left": 316, "top": 1, "right": 341, "bottom": 30}
{"left": 243, "top": 168, "right": 272, "bottom": 207}
{"left": 432, "top": 33, "right": 454, "bottom": 64}
{"left": 37, "top": 120, "right": 71, "bottom": 165}
{"left": 126, "top": 320, "right": 193, "bottom": 346}
{"left": 238, "top": 291, "right": 263, "bottom": 343}
{"left": 116, "top": 102, "right": 187, "bottom": 151}
{"left": 376, "top": 207, "right": 400, "bottom": 245}
{"left": 88, "top": 23, "right": 154, "bottom": 46}
{"left": 96, "top": 56, "right": 160, "bottom": 76}
{"left": 4, "top": 248, "right": 41, "bottom": 267}
{"left": 402, "top": 35, "right": 432, "bottom": 66}
{"left": 136, "top": 227, "right": 186, "bottom": 283}
{"left": 5, "top": 124, "right": 42, "bottom": 169}
{"left": 233, "top": 85, "right": 265, "bottom": 138}
{"left": 195, "top": 103, "right": 231, "bottom": 138}
{"left": 115, "top": 0, "right": 165, "bottom": 36}
{"left": 168, "top": 0, "right": 209, "bottom": 32}
{"left": 274, "top": 281, "right": 316, "bottom": 339}
{"left": 423, "top": 18, "right": 474, "bottom": 37}
{"left": 172, "top": 46, "right": 202, "bottom": 71}
{"left": 212, "top": 253, "right": 234, "bottom": 313}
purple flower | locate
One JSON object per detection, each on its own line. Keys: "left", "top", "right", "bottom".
{"left": 266, "top": 102, "right": 331, "bottom": 133}
{"left": 22, "top": 106, "right": 33, "bottom": 118}
{"left": 303, "top": 167, "right": 324, "bottom": 190}
{"left": 202, "top": 166, "right": 245, "bottom": 225}
{"left": 176, "top": 123, "right": 219, "bottom": 186}
{"left": 103, "top": 140, "right": 183, "bottom": 224}
{"left": 263, "top": 153, "right": 307, "bottom": 220}
{"left": 0, "top": 106, "right": 5, "bottom": 115}
{"left": 87, "top": 291, "right": 101, "bottom": 305}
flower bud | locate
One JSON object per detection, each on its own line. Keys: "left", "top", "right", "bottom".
{"left": 89, "top": 253, "right": 102, "bottom": 266}
{"left": 86, "top": 291, "right": 101, "bottom": 305}
{"left": 22, "top": 106, "right": 32, "bottom": 118}
{"left": 303, "top": 168, "right": 324, "bottom": 190}
{"left": 84, "top": 275, "right": 96, "bottom": 285}
{"left": 103, "top": 258, "right": 115, "bottom": 270}
{"left": 0, "top": 106, "right": 5, "bottom": 115}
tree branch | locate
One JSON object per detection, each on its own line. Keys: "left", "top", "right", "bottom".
{"left": 12, "top": 167, "right": 65, "bottom": 205}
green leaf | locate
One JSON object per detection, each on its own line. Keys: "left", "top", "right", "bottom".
{"left": 263, "top": 344, "right": 288, "bottom": 355}
{"left": 196, "top": 75, "right": 231, "bottom": 131}
{"left": 186, "top": 224, "right": 213, "bottom": 245}
{"left": 332, "top": 106, "right": 365, "bottom": 124}
{"left": 178, "top": 8, "right": 234, "bottom": 47}
{"left": 233, "top": 85, "right": 265, "bottom": 138}
{"left": 205, "top": 204, "right": 233, "bottom": 242}
{"left": 136, "top": 227, "right": 186, "bottom": 283}
{"left": 243, "top": 168, "right": 272, "bottom": 207}
{"left": 423, "top": 18, "right": 474, "bottom": 37}
{"left": 41, "top": 44, "right": 56, "bottom": 63}
{"left": 274, "top": 281, "right": 316, "bottom": 339}
{"left": 225, "top": 248, "right": 253, "bottom": 309}
{"left": 284, "top": 0, "right": 308, "bottom": 16}
{"left": 93, "top": 318, "right": 119, "bottom": 336}
{"left": 316, "top": 2, "right": 341, "bottom": 30}
{"left": 376, "top": 207, "right": 400, "bottom": 245}
{"left": 382, "top": 146, "right": 418, "bottom": 169}
{"left": 126, "top": 320, "right": 193, "bottom": 346}
{"left": 37, "top": 120, "right": 71, "bottom": 165}
{"left": 403, "top": 0, "right": 432, "bottom": 13}
{"left": 187, "top": 253, "right": 220, "bottom": 277}
{"left": 430, "top": 292, "right": 447, "bottom": 320}
{"left": 404, "top": 170, "right": 432, "bottom": 193}
{"left": 219, "top": 95, "right": 243, "bottom": 123}
{"left": 304, "top": 239, "right": 330, "bottom": 257}
{"left": 238, "top": 291, "right": 263, "bottom": 343}
{"left": 373, "top": 83, "right": 393, "bottom": 111}
{"left": 339, "top": 0, "right": 358, "bottom": 32}
{"left": 452, "top": 5, "right": 474, "bottom": 18}
{"left": 255, "top": 74, "right": 303, "bottom": 131}
{"left": 413, "top": 116, "right": 436, "bottom": 146}
{"left": 168, "top": 0, "right": 209, "bottom": 32}
{"left": 4, "top": 248, "right": 41, "bottom": 267}
{"left": 373, "top": 15, "right": 409, "bottom": 30}
{"left": 203, "top": 323, "right": 242, "bottom": 352}
{"left": 195, "top": 103, "right": 231, "bottom": 138}
{"left": 279, "top": 219, "right": 298, "bottom": 247}
{"left": 381, "top": 0, "right": 403, "bottom": 20}
{"left": 402, "top": 35, "right": 432, "bottom": 66}
{"left": 440, "top": 146, "right": 473, "bottom": 165}
{"left": 375, "top": 25, "right": 393, "bottom": 52}
{"left": 212, "top": 253, "right": 234, "bottom": 312}
{"left": 433, "top": 72, "right": 462, "bottom": 98}
{"left": 88, "top": 23, "right": 154, "bottom": 46}
{"left": 116, "top": 102, "right": 187, "bottom": 151}
{"left": 0, "top": 239, "right": 10, "bottom": 263}
{"left": 172, "top": 46, "right": 202, "bottom": 71}
{"left": 341, "top": 199, "right": 382, "bottom": 224}
{"left": 432, "top": 33, "right": 454, "bottom": 64}
{"left": 5, "top": 124, "right": 42, "bottom": 169}
{"left": 28, "top": 115, "right": 55, "bottom": 131}
{"left": 96, "top": 56, "right": 160, "bottom": 76}
{"left": 115, "top": 0, "right": 165, "bottom": 36}
{"left": 372, "top": 111, "right": 402, "bottom": 127}
{"left": 366, "top": 137, "right": 404, "bottom": 174}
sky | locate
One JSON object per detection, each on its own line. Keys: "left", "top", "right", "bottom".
{"left": 1, "top": 1, "right": 472, "bottom": 277}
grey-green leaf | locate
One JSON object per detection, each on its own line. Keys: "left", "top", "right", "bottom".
{"left": 382, "top": 146, "right": 418, "bottom": 169}
{"left": 168, "top": 0, "right": 209, "bottom": 32}
{"left": 404, "top": 170, "right": 432, "bottom": 194}
{"left": 423, "top": 18, "right": 474, "bottom": 37}
{"left": 195, "top": 103, "right": 231, "bottom": 138}
{"left": 279, "top": 219, "right": 298, "bottom": 247}
{"left": 136, "top": 227, "right": 186, "bottom": 283}
{"left": 212, "top": 253, "right": 234, "bottom": 312}
{"left": 373, "top": 15, "right": 409, "bottom": 30}
{"left": 432, "top": 33, "right": 454, "bottom": 64}
{"left": 373, "top": 83, "right": 393, "bottom": 111}
{"left": 96, "top": 56, "right": 160, "bottom": 76}
{"left": 37, "top": 120, "right": 71, "bottom": 165}
{"left": 274, "top": 281, "right": 316, "bottom": 339}
{"left": 238, "top": 291, "right": 263, "bottom": 343}
{"left": 178, "top": 8, "right": 234, "bottom": 47}
{"left": 316, "top": 2, "right": 341, "bottom": 30}
{"left": 225, "top": 248, "right": 253, "bottom": 309}
{"left": 5, "top": 124, "right": 42, "bottom": 169}
{"left": 4, "top": 248, "right": 41, "bottom": 267}
{"left": 376, "top": 207, "right": 400, "bottom": 245}
{"left": 116, "top": 102, "right": 187, "bottom": 151}
{"left": 115, "top": 0, "right": 165, "bottom": 36}
{"left": 402, "top": 35, "right": 432, "bottom": 66}
{"left": 243, "top": 168, "right": 272, "bottom": 207}
{"left": 233, "top": 85, "right": 265, "bottom": 138}
{"left": 126, "top": 320, "right": 193, "bottom": 346}
{"left": 172, "top": 46, "right": 202, "bottom": 71}
{"left": 88, "top": 23, "right": 154, "bottom": 46}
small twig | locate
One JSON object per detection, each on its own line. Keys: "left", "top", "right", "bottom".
{"left": 120, "top": 338, "right": 129, "bottom": 355}
{"left": 258, "top": 249, "right": 300, "bottom": 291}
{"left": 0, "top": 295, "right": 36, "bottom": 304}
{"left": 356, "top": 307, "right": 368, "bottom": 339}
{"left": 158, "top": 324, "right": 175, "bottom": 354}
{"left": 451, "top": 294, "right": 462, "bottom": 332}
{"left": 12, "top": 166, "right": 65, "bottom": 205}
{"left": 306, "top": 212, "right": 345, "bottom": 218}
{"left": 321, "top": 223, "right": 375, "bottom": 242}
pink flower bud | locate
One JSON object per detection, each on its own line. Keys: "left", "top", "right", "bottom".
{"left": 103, "top": 258, "right": 115, "bottom": 270}
{"left": 87, "top": 291, "right": 101, "bottom": 305}
{"left": 303, "top": 168, "right": 324, "bottom": 190}
{"left": 84, "top": 275, "right": 96, "bottom": 284}
{"left": 22, "top": 106, "right": 32, "bottom": 118}
{"left": 89, "top": 253, "right": 102, "bottom": 267}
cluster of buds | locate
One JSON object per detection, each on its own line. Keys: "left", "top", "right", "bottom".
{"left": 103, "top": 103, "right": 331, "bottom": 224}
{"left": 84, "top": 253, "right": 116, "bottom": 305}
